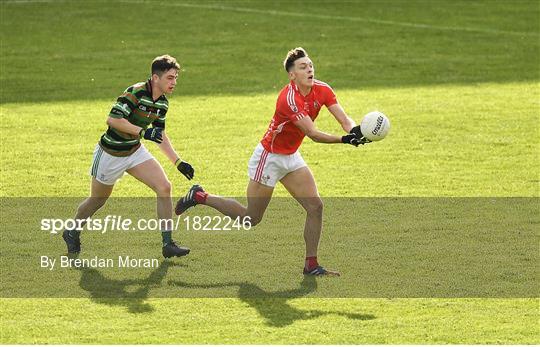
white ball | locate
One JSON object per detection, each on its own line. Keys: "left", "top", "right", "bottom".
{"left": 360, "top": 111, "right": 391, "bottom": 141}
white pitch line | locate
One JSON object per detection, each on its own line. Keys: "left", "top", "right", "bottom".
{"left": 123, "top": 0, "right": 539, "bottom": 37}
{"left": 4, "top": 0, "right": 538, "bottom": 37}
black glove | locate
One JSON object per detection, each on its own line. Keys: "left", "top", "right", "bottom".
{"left": 176, "top": 160, "right": 194, "bottom": 180}
{"left": 349, "top": 125, "right": 362, "bottom": 137}
{"left": 349, "top": 125, "right": 372, "bottom": 145}
{"left": 140, "top": 127, "right": 163, "bottom": 144}
{"left": 341, "top": 134, "right": 361, "bottom": 147}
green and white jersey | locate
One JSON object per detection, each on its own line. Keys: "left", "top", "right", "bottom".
{"left": 100, "top": 79, "right": 168, "bottom": 156}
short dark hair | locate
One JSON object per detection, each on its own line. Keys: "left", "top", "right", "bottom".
{"left": 283, "top": 47, "right": 308, "bottom": 72}
{"left": 151, "top": 55, "right": 180, "bottom": 76}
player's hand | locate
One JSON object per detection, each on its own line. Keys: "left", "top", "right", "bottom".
{"left": 176, "top": 160, "right": 194, "bottom": 180}
{"left": 140, "top": 127, "right": 163, "bottom": 144}
{"left": 349, "top": 125, "right": 362, "bottom": 137}
{"left": 349, "top": 125, "right": 372, "bottom": 145}
{"left": 341, "top": 134, "right": 362, "bottom": 147}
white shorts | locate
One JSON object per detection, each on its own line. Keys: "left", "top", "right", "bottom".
{"left": 89, "top": 144, "right": 154, "bottom": 185}
{"left": 248, "top": 143, "right": 307, "bottom": 187}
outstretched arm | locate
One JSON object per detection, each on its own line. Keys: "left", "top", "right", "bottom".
{"left": 294, "top": 116, "right": 361, "bottom": 146}
{"left": 294, "top": 116, "right": 342, "bottom": 143}
{"left": 327, "top": 103, "right": 371, "bottom": 145}
{"left": 158, "top": 132, "right": 194, "bottom": 180}
{"left": 157, "top": 132, "right": 180, "bottom": 165}
{"left": 327, "top": 103, "right": 356, "bottom": 133}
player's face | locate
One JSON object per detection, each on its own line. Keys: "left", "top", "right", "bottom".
{"left": 290, "top": 57, "right": 315, "bottom": 88}
{"left": 155, "top": 68, "right": 178, "bottom": 95}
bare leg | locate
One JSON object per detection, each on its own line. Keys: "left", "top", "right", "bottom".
{"left": 204, "top": 179, "right": 274, "bottom": 226}
{"left": 127, "top": 158, "right": 190, "bottom": 257}
{"left": 74, "top": 177, "right": 114, "bottom": 228}
{"left": 127, "top": 159, "right": 172, "bottom": 224}
{"left": 280, "top": 167, "right": 323, "bottom": 258}
{"left": 64, "top": 178, "right": 114, "bottom": 253}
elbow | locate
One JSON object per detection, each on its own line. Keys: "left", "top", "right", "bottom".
{"left": 106, "top": 117, "right": 115, "bottom": 127}
{"left": 306, "top": 130, "right": 321, "bottom": 143}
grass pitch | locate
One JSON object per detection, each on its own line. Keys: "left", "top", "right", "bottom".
{"left": 1, "top": 0, "right": 539, "bottom": 344}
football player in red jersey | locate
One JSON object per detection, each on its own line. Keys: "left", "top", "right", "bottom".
{"left": 176, "top": 48, "right": 368, "bottom": 276}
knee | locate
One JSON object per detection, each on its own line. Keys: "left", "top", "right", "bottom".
{"left": 304, "top": 198, "right": 323, "bottom": 216}
{"left": 154, "top": 180, "right": 172, "bottom": 197}
{"left": 95, "top": 197, "right": 108, "bottom": 209}
{"left": 81, "top": 197, "right": 108, "bottom": 212}
{"left": 246, "top": 214, "right": 263, "bottom": 227}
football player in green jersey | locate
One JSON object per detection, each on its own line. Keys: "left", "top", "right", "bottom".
{"left": 63, "top": 55, "right": 193, "bottom": 258}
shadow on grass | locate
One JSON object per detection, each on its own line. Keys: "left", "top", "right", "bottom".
{"left": 168, "top": 276, "right": 375, "bottom": 327}
{"left": 76, "top": 260, "right": 180, "bottom": 314}
{"left": 74, "top": 257, "right": 374, "bottom": 324}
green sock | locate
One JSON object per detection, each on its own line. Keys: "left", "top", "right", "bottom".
{"left": 162, "top": 230, "right": 172, "bottom": 246}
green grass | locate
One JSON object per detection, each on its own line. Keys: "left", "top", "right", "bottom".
{"left": 1, "top": 0, "right": 539, "bottom": 103}
{"left": 1, "top": 82, "right": 538, "bottom": 197}
{"left": 1, "top": 299, "right": 537, "bottom": 344}
{"left": 1, "top": 0, "right": 539, "bottom": 344}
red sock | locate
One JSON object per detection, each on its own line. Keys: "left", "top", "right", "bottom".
{"left": 194, "top": 191, "right": 208, "bottom": 204}
{"left": 305, "top": 256, "right": 318, "bottom": 270}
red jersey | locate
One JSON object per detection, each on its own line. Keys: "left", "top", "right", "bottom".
{"left": 260, "top": 79, "right": 338, "bottom": 154}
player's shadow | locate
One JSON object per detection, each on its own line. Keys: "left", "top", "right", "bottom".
{"left": 76, "top": 260, "right": 179, "bottom": 314}
{"left": 168, "top": 276, "right": 375, "bottom": 327}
